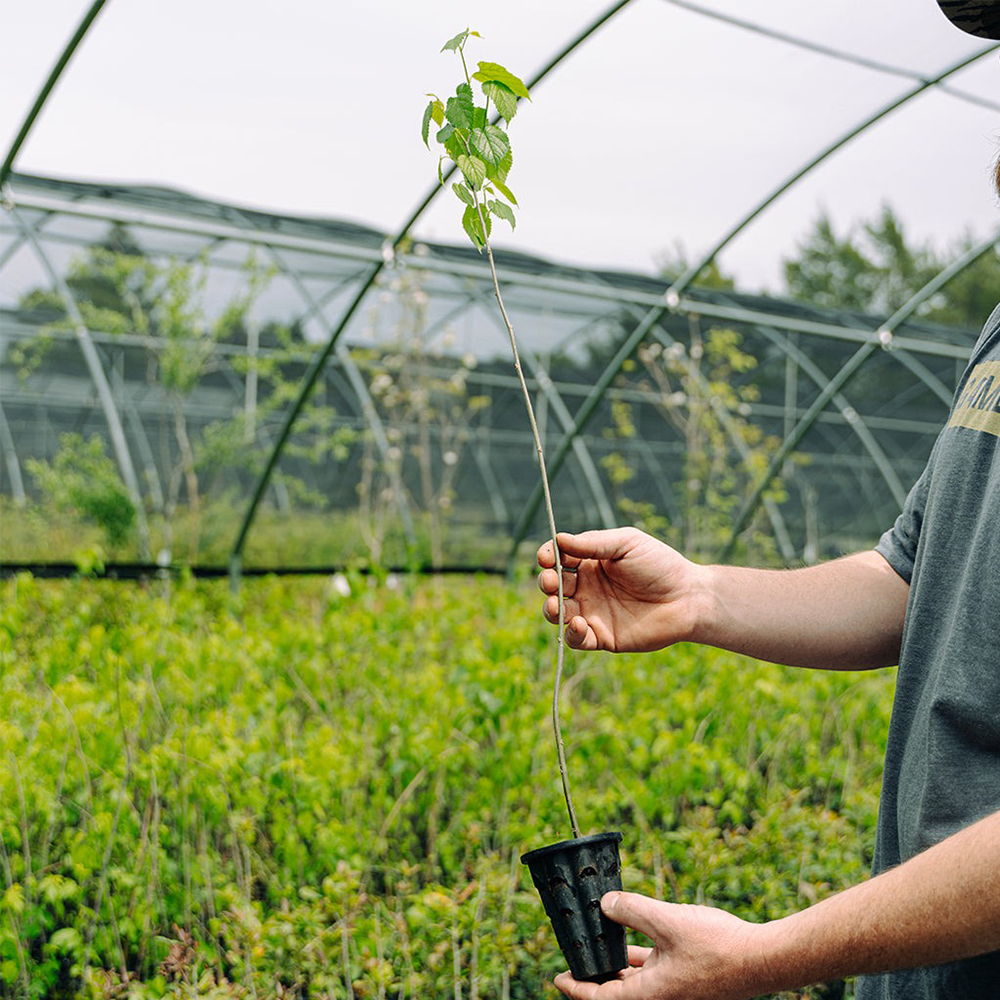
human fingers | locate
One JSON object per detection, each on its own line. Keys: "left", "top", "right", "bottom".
{"left": 538, "top": 539, "right": 556, "bottom": 569}
{"left": 566, "top": 614, "right": 599, "bottom": 650}
{"left": 537, "top": 566, "right": 579, "bottom": 598}
{"left": 543, "top": 595, "right": 581, "bottom": 626}
{"left": 538, "top": 537, "right": 584, "bottom": 571}
{"left": 626, "top": 945, "right": 652, "bottom": 967}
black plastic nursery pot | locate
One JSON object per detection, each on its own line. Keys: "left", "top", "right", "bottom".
{"left": 521, "top": 831, "right": 628, "bottom": 984}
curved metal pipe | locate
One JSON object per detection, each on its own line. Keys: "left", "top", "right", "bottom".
{"left": 0, "top": 1, "right": 110, "bottom": 188}
{"left": 229, "top": 0, "right": 636, "bottom": 579}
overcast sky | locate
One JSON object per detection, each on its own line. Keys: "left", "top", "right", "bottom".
{"left": 1, "top": 0, "right": 997, "bottom": 291}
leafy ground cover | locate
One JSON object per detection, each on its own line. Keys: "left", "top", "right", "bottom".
{"left": 1, "top": 573, "right": 894, "bottom": 999}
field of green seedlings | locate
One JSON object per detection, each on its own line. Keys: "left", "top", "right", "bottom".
{"left": 1, "top": 572, "right": 896, "bottom": 999}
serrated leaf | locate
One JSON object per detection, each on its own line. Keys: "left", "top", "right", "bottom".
{"left": 482, "top": 81, "right": 518, "bottom": 122}
{"left": 462, "top": 204, "right": 490, "bottom": 250}
{"left": 421, "top": 101, "right": 435, "bottom": 147}
{"left": 452, "top": 182, "right": 475, "bottom": 207}
{"left": 436, "top": 124, "right": 454, "bottom": 145}
{"left": 473, "top": 61, "right": 530, "bottom": 100}
{"left": 431, "top": 99, "right": 445, "bottom": 126}
{"left": 441, "top": 29, "right": 469, "bottom": 53}
{"left": 472, "top": 105, "right": 487, "bottom": 130}
{"left": 489, "top": 175, "right": 518, "bottom": 206}
{"left": 457, "top": 154, "right": 487, "bottom": 188}
{"left": 470, "top": 125, "right": 509, "bottom": 167}
{"left": 446, "top": 84, "right": 474, "bottom": 129}
{"left": 488, "top": 199, "right": 516, "bottom": 231}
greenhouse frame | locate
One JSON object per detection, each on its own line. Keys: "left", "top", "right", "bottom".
{"left": 1, "top": 0, "right": 998, "bottom": 578}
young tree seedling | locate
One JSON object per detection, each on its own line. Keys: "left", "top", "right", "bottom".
{"left": 423, "top": 29, "right": 580, "bottom": 838}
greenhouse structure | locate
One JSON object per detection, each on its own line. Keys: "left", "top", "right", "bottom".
{"left": 1, "top": 0, "right": 998, "bottom": 578}
{"left": 2, "top": 171, "right": 993, "bottom": 576}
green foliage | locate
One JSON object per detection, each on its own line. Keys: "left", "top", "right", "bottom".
{"left": 25, "top": 434, "right": 136, "bottom": 553}
{"left": 782, "top": 204, "right": 1000, "bottom": 329}
{"left": 1, "top": 573, "right": 892, "bottom": 998}
{"left": 424, "top": 29, "right": 527, "bottom": 250}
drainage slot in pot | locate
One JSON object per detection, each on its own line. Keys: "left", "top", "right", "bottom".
{"left": 578, "top": 865, "right": 598, "bottom": 878}
{"left": 548, "top": 876, "right": 568, "bottom": 890}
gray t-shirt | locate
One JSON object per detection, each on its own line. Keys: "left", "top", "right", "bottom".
{"left": 857, "top": 304, "right": 1000, "bottom": 999}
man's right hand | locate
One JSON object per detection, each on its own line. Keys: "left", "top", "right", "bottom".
{"left": 537, "top": 528, "right": 705, "bottom": 652}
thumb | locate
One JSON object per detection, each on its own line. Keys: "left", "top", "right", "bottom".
{"left": 556, "top": 528, "right": 638, "bottom": 562}
{"left": 601, "top": 891, "right": 665, "bottom": 942}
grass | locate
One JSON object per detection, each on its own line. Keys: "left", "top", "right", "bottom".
{"left": 1, "top": 572, "right": 895, "bottom": 999}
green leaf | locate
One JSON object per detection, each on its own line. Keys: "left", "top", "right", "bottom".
{"left": 457, "top": 154, "right": 487, "bottom": 188}
{"left": 462, "top": 204, "right": 490, "bottom": 250}
{"left": 470, "top": 125, "right": 509, "bottom": 168}
{"left": 436, "top": 124, "right": 454, "bottom": 144}
{"left": 488, "top": 199, "right": 516, "bottom": 231}
{"left": 482, "top": 81, "right": 518, "bottom": 122}
{"left": 446, "top": 84, "right": 474, "bottom": 129}
{"left": 452, "top": 182, "right": 475, "bottom": 207}
{"left": 473, "top": 61, "right": 530, "bottom": 100}
{"left": 444, "top": 132, "right": 466, "bottom": 161}
{"left": 489, "top": 175, "right": 518, "bottom": 206}
{"left": 431, "top": 99, "right": 445, "bottom": 127}
{"left": 441, "top": 29, "right": 469, "bottom": 53}
{"left": 421, "top": 101, "right": 435, "bottom": 147}
{"left": 472, "top": 105, "right": 487, "bottom": 130}
{"left": 495, "top": 147, "right": 513, "bottom": 183}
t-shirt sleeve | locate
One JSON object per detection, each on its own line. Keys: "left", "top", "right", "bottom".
{"left": 875, "top": 461, "right": 931, "bottom": 584}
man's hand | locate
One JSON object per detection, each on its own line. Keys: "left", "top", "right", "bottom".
{"left": 537, "top": 528, "right": 705, "bottom": 652}
{"left": 553, "top": 891, "right": 764, "bottom": 1000}
{"left": 539, "top": 528, "right": 908, "bottom": 668}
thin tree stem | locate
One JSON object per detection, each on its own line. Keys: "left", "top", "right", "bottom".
{"left": 476, "top": 200, "right": 580, "bottom": 838}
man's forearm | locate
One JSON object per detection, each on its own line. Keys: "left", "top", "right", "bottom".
{"left": 692, "top": 550, "right": 909, "bottom": 669}
{"left": 753, "top": 810, "right": 1000, "bottom": 990}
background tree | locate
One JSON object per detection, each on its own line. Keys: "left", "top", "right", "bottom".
{"left": 782, "top": 204, "right": 999, "bottom": 329}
